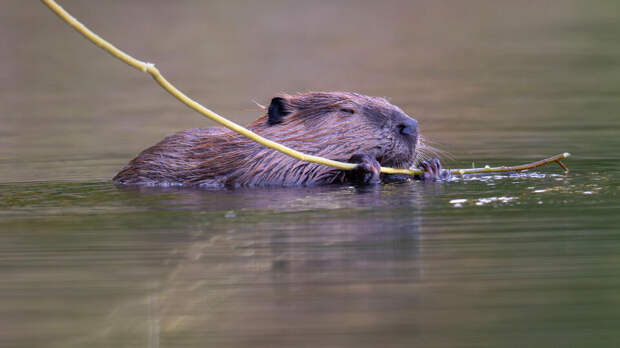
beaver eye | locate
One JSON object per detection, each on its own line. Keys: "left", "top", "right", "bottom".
{"left": 340, "top": 108, "right": 355, "bottom": 114}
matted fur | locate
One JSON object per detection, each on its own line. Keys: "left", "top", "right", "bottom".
{"left": 113, "top": 92, "right": 421, "bottom": 187}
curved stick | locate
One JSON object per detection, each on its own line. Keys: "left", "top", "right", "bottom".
{"left": 41, "top": 0, "right": 357, "bottom": 171}
{"left": 377, "top": 153, "right": 571, "bottom": 176}
{"left": 41, "top": 0, "right": 570, "bottom": 177}
{"left": 451, "top": 152, "right": 571, "bottom": 176}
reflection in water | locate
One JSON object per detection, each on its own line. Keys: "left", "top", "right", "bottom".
{"left": 150, "top": 189, "right": 423, "bottom": 347}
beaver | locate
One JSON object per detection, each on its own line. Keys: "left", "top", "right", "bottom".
{"left": 113, "top": 92, "right": 449, "bottom": 187}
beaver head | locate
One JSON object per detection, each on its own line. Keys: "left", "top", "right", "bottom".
{"left": 254, "top": 92, "right": 420, "bottom": 171}
{"left": 113, "top": 92, "right": 427, "bottom": 187}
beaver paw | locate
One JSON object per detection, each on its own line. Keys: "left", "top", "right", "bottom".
{"left": 417, "top": 158, "right": 451, "bottom": 181}
{"left": 346, "top": 154, "right": 381, "bottom": 185}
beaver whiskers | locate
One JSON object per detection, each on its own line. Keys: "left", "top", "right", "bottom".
{"left": 412, "top": 135, "right": 452, "bottom": 168}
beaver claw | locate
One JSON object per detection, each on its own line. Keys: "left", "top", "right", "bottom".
{"left": 346, "top": 154, "right": 381, "bottom": 185}
{"left": 417, "top": 158, "right": 451, "bottom": 181}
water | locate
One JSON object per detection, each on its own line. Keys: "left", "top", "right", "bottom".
{"left": 2, "top": 1, "right": 620, "bottom": 347}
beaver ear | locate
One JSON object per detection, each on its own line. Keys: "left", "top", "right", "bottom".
{"left": 267, "top": 97, "right": 291, "bottom": 125}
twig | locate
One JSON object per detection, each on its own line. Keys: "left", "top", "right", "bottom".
{"left": 378, "top": 153, "right": 570, "bottom": 176}
{"left": 450, "top": 152, "right": 571, "bottom": 175}
{"left": 42, "top": 0, "right": 357, "bottom": 171}
{"left": 41, "top": 0, "right": 571, "bottom": 177}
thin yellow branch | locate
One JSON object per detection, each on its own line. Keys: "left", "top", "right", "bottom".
{"left": 377, "top": 153, "right": 570, "bottom": 176}
{"left": 451, "top": 152, "right": 571, "bottom": 176}
{"left": 42, "top": 0, "right": 570, "bottom": 177}
{"left": 42, "top": 0, "right": 357, "bottom": 171}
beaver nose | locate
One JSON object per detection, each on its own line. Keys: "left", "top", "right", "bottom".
{"left": 397, "top": 118, "right": 418, "bottom": 136}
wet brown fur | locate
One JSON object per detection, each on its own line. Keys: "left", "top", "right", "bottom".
{"left": 113, "top": 92, "right": 422, "bottom": 187}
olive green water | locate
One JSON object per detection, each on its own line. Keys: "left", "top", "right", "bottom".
{"left": 2, "top": 1, "right": 619, "bottom": 347}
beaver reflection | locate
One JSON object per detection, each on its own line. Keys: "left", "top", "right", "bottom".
{"left": 268, "top": 213, "right": 422, "bottom": 282}
{"left": 114, "top": 92, "right": 448, "bottom": 187}
{"left": 124, "top": 184, "right": 425, "bottom": 341}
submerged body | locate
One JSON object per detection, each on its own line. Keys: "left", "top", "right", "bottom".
{"left": 113, "top": 92, "right": 446, "bottom": 187}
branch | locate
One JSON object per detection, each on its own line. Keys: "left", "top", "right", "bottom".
{"left": 451, "top": 152, "right": 570, "bottom": 175}
{"left": 41, "top": 0, "right": 570, "bottom": 177}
